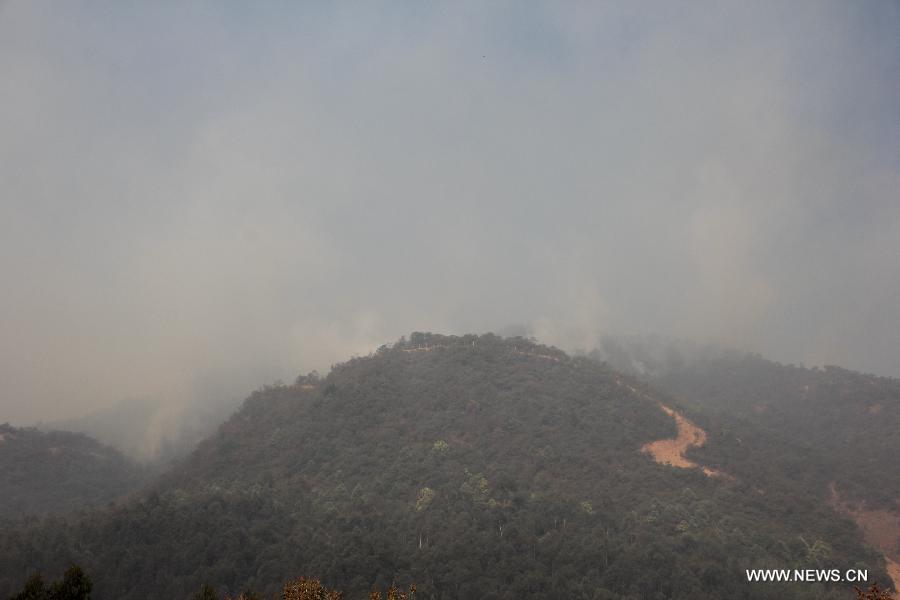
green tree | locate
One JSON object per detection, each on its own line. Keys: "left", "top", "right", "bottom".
{"left": 191, "top": 584, "right": 219, "bottom": 600}
{"left": 9, "top": 566, "right": 91, "bottom": 600}
{"left": 9, "top": 574, "right": 47, "bottom": 600}
{"left": 48, "top": 566, "right": 91, "bottom": 600}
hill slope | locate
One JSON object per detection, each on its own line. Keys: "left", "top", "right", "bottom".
{"left": 650, "top": 353, "right": 900, "bottom": 592}
{"left": 0, "top": 424, "right": 144, "bottom": 518}
{"left": 653, "top": 355, "right": 900, "bottom": 507}
{"left": 0, "top": 334, "right": 891, "bottom": 599}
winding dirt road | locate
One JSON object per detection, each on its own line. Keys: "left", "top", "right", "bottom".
{"left": 615, "top": 378, "right": 726, "bottom": 478}
{"left": 640, "top": 402, "right": 724, "bottom": 477}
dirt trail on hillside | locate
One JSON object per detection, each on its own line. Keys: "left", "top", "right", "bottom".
{"left": 641, "top": 403, "right": 714, "bottom": 474}
{"left": 402, "top": 345, "right": 450, "bottom": 353}
{"left": 830, "top": 483, "right": 900, "bottom": 596}
{"left": 512, "top": 350, "right": 562, "bottom": 362}
{"left": 401, "top": 349, "right": 718, "bottom": 477}
{"left": 615, "top": 378, "right": 726, "bottom": 478}
{"left": 889, "top": 560, "right": 900, "bottom": 599}
{"left": 640, "top": 403, "right": 727, "bottom": 478}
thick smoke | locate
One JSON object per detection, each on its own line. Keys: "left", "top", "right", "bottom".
{"left": 2, "top": 2, "right": 899, "bottom": 434}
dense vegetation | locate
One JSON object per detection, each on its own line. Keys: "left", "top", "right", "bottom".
{"left": 0, "top": 424, "right": 144, "bottom": 518}
{"left": 0, "top": 334, "right": 892, "bottom": 599}
{"left": 9, "top": 565, "right": 91, "bottom": 600}
{"left": 9, "top": 569, "right": 419, "bottom": 600}
{"left": 652, "top": 353, "right": 900, "bottom": 510}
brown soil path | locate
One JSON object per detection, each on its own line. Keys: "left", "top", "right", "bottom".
{"left": 402, "top": 345, "right": 450, "bottom": 353}
{"left": 511, "top": 350, "right": 562, "bottom": 362}
{"left": 641, "top": 403, "right": 715, "bottom": 474}
{"left": 830, "top": 483, "right": 900, "bottom": 596}
{"left": 889, "top": 560, "right": 900, "bottom": 600}
{"left": 401, "top": 349, "right": 719, "bottom": 477}
{"left": 615, "top": 377, "right": 727, "bottom": 478}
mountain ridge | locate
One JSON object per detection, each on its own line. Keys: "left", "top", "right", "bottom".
{"left": 0, "top": 423, "right": 145, "bottom": 518}
{"left": 0, "top": 333, "right": 894, "bottom": 599}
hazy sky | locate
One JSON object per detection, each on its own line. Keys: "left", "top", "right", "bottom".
{"left": 2, "top": 1, "right": 899, "bottom": 424}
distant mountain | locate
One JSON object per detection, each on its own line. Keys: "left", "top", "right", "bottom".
{"left": 0, "top": 334, "right": 892, "bottom": 599}
{"left": 41, "top": 395, "right": 243, "bottom": 465}
{"left": 0, "top": 424, "right": 144, "bottom": 518}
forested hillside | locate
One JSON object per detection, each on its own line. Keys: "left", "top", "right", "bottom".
{"left": 0, "top": 334, "right": 891, "bottom": 599}
{"left": 587, "top": 335, "right": 900, "bottom": 509}
{"left": 647, "top": 352, "right": 900, "bottom": 590}
{"left": 0, "top": 424, "right": 144, "bottom": 517}
{"left": 654, "top": 354, "right": 900, "bottom": 510}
